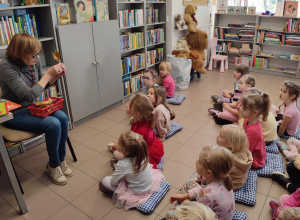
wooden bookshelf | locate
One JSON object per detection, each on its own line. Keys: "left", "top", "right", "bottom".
{"left": 111, "top": 0, "right": 166, "bottom": 98}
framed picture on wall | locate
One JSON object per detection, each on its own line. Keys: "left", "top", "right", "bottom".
{"left": 183, "top": 0, "right": 209, "bottom": 5}
{"left": 284, "top": 1, "right": 298, "bottom": 17}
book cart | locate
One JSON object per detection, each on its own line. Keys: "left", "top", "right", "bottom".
{"left": 214, "top": 13, "right": 300, "bottom": 78}
{"left": 110, "top": 0, "right": 166, "bottom": 102}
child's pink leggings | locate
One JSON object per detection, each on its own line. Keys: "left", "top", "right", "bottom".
{"left": 279, "top": 194, "right": 290, "bottom": 210}
{"left": 216, "top": 109, "right": 239, "bottom": 122}
{"left": 283, "top": 138, "right": 300, "bottom": 161}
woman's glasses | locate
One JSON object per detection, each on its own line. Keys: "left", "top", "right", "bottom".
{"left": 142, "top": 76, "right": 152, "bottom": 80}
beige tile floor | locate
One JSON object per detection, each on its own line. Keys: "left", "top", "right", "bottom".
{"left": 1, "top": 69, "right": 299, "bottom": 220}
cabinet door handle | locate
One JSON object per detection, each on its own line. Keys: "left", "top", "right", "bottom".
{"left": 92, "top": 62, "right": 97, "bottom": 65}
{"left": 96, "top": 61, "right": 101, "bottom": 64}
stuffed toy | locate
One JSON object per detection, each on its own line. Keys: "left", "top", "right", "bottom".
{"left": 176, "top": 37, "right": 189, "bottom": 50}
{"left": 175, "top": 14, "right": 187, "bottom": 30}
{"left": 172, "top": 49, "right": 199, "bottom": 60}
{"left": 186, "top": 29, "right": 208, "bottom": 75}
{"left": 184, "top": 5, "right": 198, "bottom": 33}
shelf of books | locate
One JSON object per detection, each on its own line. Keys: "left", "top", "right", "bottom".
{"left": 112, "top": 0, "right": 166, "bottom": 98}
{"left": 252, "top": 16, "right": 300, "bottom": 78}
{"left": 213, "top": 13, "right": 256, "bottom": 69}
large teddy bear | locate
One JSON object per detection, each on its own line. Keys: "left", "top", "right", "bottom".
{"left": 186, "top": 29, "right": 208, "bottom": 75}
{"left": 184, "top": 5, "right": 198, "bottom": 33}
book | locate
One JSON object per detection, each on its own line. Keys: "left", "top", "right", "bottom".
{"left": 284, "top": 1, "right": 298, "bottom": 18}
{"left": 0, "top": 99, "right": 21, "bottom": 112}
{"left": 74, "top": 0, "right": 95, "bottom": 23}
{"left": 94, "top": 0, "right": 109, "bottom": 22}
{"left": 227, "top": 6, "right": 235, "bottom": 14}
{"left": 21, "top": 0, "right": 43, "bottom": 5}
{"left": 0, "top": 0, "right": 11, "bottom": 8}
{"left": 56, "top": 4, "right": 71, "bottom": 26}
{"left": 217, "top": 0, "right": 228, "bottom": 10}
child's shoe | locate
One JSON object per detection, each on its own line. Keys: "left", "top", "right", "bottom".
{"left": 213, "top": 103, "right": 223, "bottom": 111}
{"left": 211, "top": 95, "right": 220, "bottom": 103}
{"left": 271, "top": 172, "right": 291, "bottom": 189}
{"left": 277, "top": 141, "right": 288, "bottom": 153}
{"left": 107, "top": 142, "right": 115, "bottom": 152}
{"left": 269, "top": 201, "right": 279, "bottom": 220}
{"left": 208, "top": 108, "right": 218, "bottom": 116}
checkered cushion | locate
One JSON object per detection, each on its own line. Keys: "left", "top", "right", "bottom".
{"left": 266, "top": 138, "right": 280, "bottom": 154}
{"left": 251, "top": 152, "right": 285, "bottom": 177}
{"left": 166, "top": 122, "right": 183, "bottom": 139}
{"left": 166, "top": 94, "right": 186, "bottom": 105}
{"left": 157, "top": 157, "right": 164, "bottom": 170}
{"left": 136, "top": 180, "right": 170, "bottom": 214}
{"left": 281, "top": 126, "right": 300, "bottom": 139}
{"left": 232, "top": 211, "right": 247, "bottom": 220}
{"left": 234, "top": 170, "right": 257, "bottom": 205}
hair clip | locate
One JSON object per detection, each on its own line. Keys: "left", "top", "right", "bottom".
{"left": 206, "top": 154, "right": 210, "bottom": 163}
{"left": 135, "top": 133, "right": 140, "bottom": 141}
{"left": 261, "top": 93, "right": 264, "bottom": 97}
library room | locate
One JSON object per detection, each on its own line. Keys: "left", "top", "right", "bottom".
{"left": 0, "top": 0, "right": 300, "bottom": 219}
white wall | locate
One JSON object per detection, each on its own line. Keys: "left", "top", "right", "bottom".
{"left": 166, "top": 0, "right": 216, "bottom": 66}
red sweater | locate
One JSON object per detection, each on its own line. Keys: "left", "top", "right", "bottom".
{"left": 243, "top": 119, "right": 266, "bottom": 168}
{"left": 131, "top": 121, "right": 164, "bottom": 169}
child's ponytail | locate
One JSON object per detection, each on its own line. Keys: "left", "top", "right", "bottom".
{"left": 222, "top": 174, "right": 234, "bottom": 192}
{"left": 261, "top": 93, "right": 270, "bottom": 122}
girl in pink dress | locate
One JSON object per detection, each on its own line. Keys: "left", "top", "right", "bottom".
{"left": 158, "top": 62, "right": 175, "bottom": 99}
{"left": 99, "top": 131, "right": 165, "bottom": 210}
{"left": 167, "top": 146, "right": 235, "bottom": 220}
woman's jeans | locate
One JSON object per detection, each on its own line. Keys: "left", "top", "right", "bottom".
{"left": 4, "top": 110, "right": 68, "bottom": 168}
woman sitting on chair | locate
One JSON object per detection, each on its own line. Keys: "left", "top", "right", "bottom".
{"left": 0, "top": 33, "right": 72, "bottom": 186}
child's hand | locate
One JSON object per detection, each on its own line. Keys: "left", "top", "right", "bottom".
{"left": 197, "top": 175, "right": 204, "bottom": 183}
{"left": 169, "top": 193, "right": 189, "bottom": 204}
{"left": 126, "top": 104, "right": 129, "bottom": 113}
{"left": 222, "top": 103, "right": 228, "bottom": 108}
{"left": 112, "top": 141, "right": 118, "bottom": 151}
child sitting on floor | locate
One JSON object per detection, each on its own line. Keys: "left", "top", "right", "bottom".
{"left": 99, "top": 131, "right": 165, "bottom": 210}
{"left": 158, "top": 62, "right": 175, "bottom": 99}
{"left": 270, "top": 188, "right": 300, "bottom": 220}
{"left": 167, "top": 146, "right": 235, "bottom": 220}
{"left": 147, "top": 86, "right": 175, "bottom": 141}
{"left": 239, "top": 88, "right": 278, "bottom": 145}
{"left": 240, "top": 89, "right": 270, "bottom": 168}
{"left": 276, "top": 81, "right": 300, "bottom": 137}
{"left": 143, "top": 69, "right": 158, "bottom": 90}
{"left": 216, "top": 124, "right": 253, "bottom": 191}
{"left": 211, "top": 64, "right": 249, "bottom": 108}
{"left": 209, "top": 74, "right": 255, "bottom": 125}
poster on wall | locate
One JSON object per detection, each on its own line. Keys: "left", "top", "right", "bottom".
{"left": 183, "top": 0, "right": 209, "bottom": 5}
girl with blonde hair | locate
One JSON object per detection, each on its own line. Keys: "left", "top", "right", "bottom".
{"left": 167, "top": 146, "right": 235, "bottom": 220}
{"left": 217, "top": 124, "right": 253, "bottom": 191}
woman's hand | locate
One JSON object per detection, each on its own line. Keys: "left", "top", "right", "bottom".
{"left": 48, "top": 63, "right": 66, "bottom": 85}
{"left": 169, "top": 193, "right": 189, "bottom": 204}
{"left": 47, "top": 63, "right": 66, "bottom": 77}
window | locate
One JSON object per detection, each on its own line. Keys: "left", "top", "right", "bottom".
{"left": 228, "top": 0, "right": 300, "bottom": 16}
